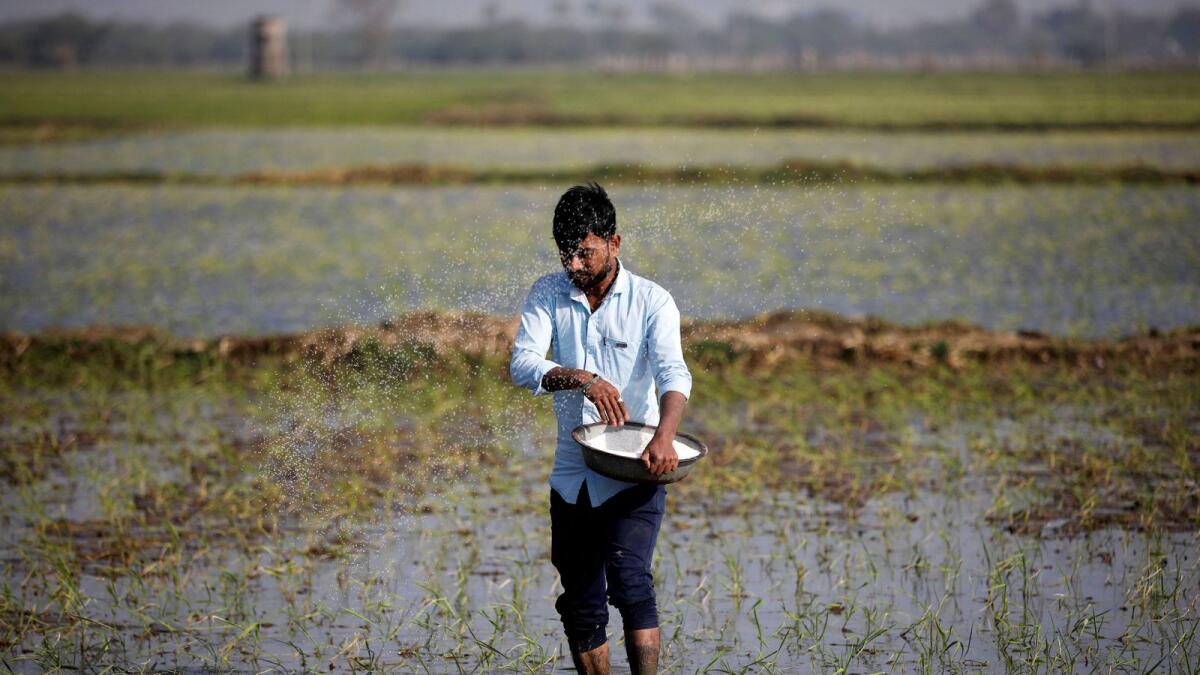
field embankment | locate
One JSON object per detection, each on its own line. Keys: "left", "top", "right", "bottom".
{"left": 5, "top": 309, "right": 1197, "bottom": 375}
{"left": 3, "top": 159, "right": 1197, "bottom": 186}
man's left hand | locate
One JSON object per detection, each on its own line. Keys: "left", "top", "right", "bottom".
{"left": 641, "top": 435, "right": 679, "bottom": 476}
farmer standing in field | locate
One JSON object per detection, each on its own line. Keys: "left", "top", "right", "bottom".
{"left": 510, "top": 182, "right": 692, "bottom": 675}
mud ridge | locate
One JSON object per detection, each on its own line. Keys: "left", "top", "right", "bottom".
{"left": 3, "top": 309, "right": 1197, "bottom": 371}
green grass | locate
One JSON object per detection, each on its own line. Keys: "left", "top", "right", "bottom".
{"left": 3, "top": 69, "right": 1200, "bottom": 132}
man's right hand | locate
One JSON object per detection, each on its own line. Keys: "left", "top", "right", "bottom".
{"left": 583, "top": 376, "right": 629, "bottom": 426}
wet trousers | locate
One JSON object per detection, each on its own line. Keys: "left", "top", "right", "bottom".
{"left": 550, "top": 481, "right": 666, "bottom": 653}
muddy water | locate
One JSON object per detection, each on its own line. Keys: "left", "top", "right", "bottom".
{"left": 69, "top": 486, "right": 1195, "bottom": 672}
{"left": 2, "top": 362, "right": 1197, "bottom": 673}
{"left": 3, "top": 419, "right": 1196, "bottom": 671}
{"left": 391, "top": 485, "right": 1197, "bottom": 672}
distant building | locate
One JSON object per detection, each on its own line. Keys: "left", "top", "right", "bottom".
{"left": 249, "top": 16, "right": 289, "bottom": 80}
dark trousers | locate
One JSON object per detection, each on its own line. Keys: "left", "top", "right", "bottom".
{"left": 550, "top": 481, "right": 666, "bottom": 653}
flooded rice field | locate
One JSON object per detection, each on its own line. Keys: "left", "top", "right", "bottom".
{"left": 1, "top": 348, "right": 1196, "bottom": 672}
{"left": 3, "top": 183, "right": 1198, "bottom": 339}
{"left": 2, "top": 129, "right": 1199, "bottom": 177}
{"left": 2, "top": 116, "right": 1198, "bottom": 673}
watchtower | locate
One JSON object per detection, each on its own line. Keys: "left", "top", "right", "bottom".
{"left": 249, "top": 16, "right": 289, "bottom": 80}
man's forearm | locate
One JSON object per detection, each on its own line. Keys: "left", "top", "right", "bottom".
{"left": 653, "top": 391, "right": 687, "bottom": 439}
{"left": 541, "top": 366, "right": 595, "bottom": 392}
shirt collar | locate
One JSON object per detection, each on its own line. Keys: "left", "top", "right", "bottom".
{"left": 568, "top": 257, "right": 628, "bottom": 305}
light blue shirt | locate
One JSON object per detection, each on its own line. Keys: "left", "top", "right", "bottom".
{"left": 510, "top": 257, "right": 693, "bottom": 507}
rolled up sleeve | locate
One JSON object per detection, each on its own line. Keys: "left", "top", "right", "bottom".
{"left": 510, "top": 277, "right": 561, "bottom": 397}
{"left": 645, "top": 291, "right": 692, "bottom": 402}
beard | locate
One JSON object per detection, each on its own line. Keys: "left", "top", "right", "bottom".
{"left": 570, "top": 258, "right": 614, "bottom": 291}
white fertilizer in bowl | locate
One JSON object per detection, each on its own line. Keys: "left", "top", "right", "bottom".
{"left": 585, "top": 426, "right": 700, "bottom": 460}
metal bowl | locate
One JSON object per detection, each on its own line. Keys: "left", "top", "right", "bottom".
{"left": 571, "top": 421, "right": 708, "bottom": 485}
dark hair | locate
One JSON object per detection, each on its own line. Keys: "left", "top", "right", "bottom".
{"left": 553, "top": 181, "right": 616, "bottom": 252}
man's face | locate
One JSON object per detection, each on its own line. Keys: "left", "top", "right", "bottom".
{"left": 559, "top": 232, "right": 620, "bottom": 291}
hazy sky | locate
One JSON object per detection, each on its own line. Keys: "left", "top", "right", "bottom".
{"left": 0, "top": 0, "right": 1192, "bottom": 30}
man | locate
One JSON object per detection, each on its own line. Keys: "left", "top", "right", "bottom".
{"left": 510, "top": 182, "right": 692, "bottom": 675}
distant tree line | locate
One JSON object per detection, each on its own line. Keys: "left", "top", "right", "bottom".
{"left": 1, "top": 0, "right": 1198, "bottom": 70}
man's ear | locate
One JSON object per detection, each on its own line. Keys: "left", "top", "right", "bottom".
{"left": 610, "top": 233, "right": 621, "bottom": 254}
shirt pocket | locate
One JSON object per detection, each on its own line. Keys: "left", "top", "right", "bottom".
{"left": 600, "top": 331, "right": 643, "bottom": 387}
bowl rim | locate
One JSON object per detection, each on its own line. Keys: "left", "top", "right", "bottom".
{"left": 570, "top": 420, "right": 709, "bottom": 467}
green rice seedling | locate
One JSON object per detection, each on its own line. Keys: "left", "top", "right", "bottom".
{"left": 5, "top": 184, "right": 1199, "bottom": 338}
{"left": 2, "top": 323, "right": 1197, "bottom": 670}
